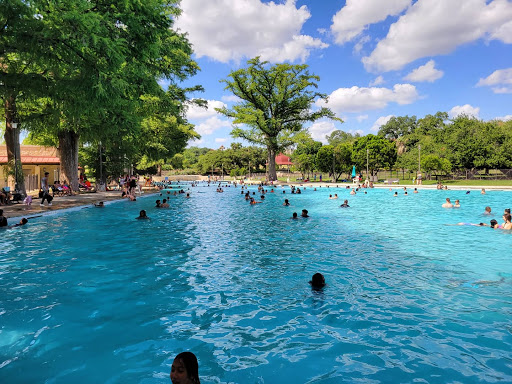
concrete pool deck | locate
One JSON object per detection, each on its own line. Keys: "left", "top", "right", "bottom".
{"left": 1, "top": 189, "right": 158, "bottom": 220}
{"left": 2, "top": 182, "right": 511, "bottom": 221}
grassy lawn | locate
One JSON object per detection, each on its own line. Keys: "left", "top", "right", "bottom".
{"left": 276, "top": 177, "right": 512, "bottom": 186}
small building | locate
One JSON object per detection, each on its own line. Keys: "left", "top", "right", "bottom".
{"left": 0, "top": 145, "right": 60, "bottom": 191}
{"left": 275, "top": 153, "right": 293, "bottom": 171}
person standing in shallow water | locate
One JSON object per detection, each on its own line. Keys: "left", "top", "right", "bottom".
{"left": 170, "top": 352, "right": 200, "bottom": 384}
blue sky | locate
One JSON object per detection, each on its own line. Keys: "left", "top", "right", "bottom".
{"left": 172, "top": 0, "right": 512, "bottom": 149}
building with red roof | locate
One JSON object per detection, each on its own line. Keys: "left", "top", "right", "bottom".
{"left": 0, "top": 145, "right": 61, "bottom": 191}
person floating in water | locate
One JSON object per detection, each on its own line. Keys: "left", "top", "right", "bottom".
{"left": 340, "top": 199, "right": 349, "bottom": 208}
{"left": 442, "top": 198, "right": 453, "bottom": 208}
{"left": 94, "top": 201, "right": 104, "bottom": 207}
{"left": 291, "top": 212, "right": 298, "bottom": 219}
{"left": 310, "top": 273, "right": 326, "bottom": 290}
{"left": 161, "top": 199, "right": 170, "bottom": 208}
{"left": 283, "top": 199, "right": 290, "bottom": 206}
{"left": 170, "top": 351, "right": 200, "bottom": 384}
{"left": 301, "top": 209, "right": 309, "bottom": 218}
{"left": 483, "top": 206, "right": 491, "bottom": 215}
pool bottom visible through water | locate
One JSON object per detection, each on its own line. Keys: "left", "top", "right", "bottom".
{"left": 1, "top": 183, "right": 512, "bottom": 384}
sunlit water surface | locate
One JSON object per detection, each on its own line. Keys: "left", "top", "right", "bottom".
{"left": 1, "top": 184, "right": 511, "bottom": 383}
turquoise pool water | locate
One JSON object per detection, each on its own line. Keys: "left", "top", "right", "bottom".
{"left": 1, "top": 184, "right": 511, "bottom": 383}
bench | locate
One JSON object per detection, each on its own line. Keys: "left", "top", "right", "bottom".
{"left": 384, "top": 178, "right": 399, "bottom": 185}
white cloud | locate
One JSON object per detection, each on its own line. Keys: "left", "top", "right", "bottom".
{"left": 356, "top": 115, "right": 369, "bottom": 122}
{"left": 369, "top": 75, "right": 385, "bottom": 86}
{"left": 363, "top": 0, "right": 512, "bottom": 72}
{"left": 353, "top": 35, "right": 371, "bottom": 55}
{"left": 477, "top": 68, "right": 512, "bottom": 93}
{"left": 308, "top": 120, "right": 337, "bottom": 143}
{"left": 371, "top": 115, "right": 394, "bottom": 132}
{"left": 495, "top": 114, "right": 512, "bottom": 121}
{"left": 330, "top": 0, "right": 411, "bottom": 44}
{"left": 194, "top": 116, "right": 231, "bottom": 136}
{"left": 188, "top": 138, "right": 204, "bottom": 146}
{"left": 176, "top": 0, "right": 328, "bottom": 63}
{"left": 221, "top": 95, "right": 241, "bottom": 103}
{"left": 449, "top": 104, "right": 480, "bottom": 119}
{"left": 404, "top": 60, "right": 444, "bottom": 82}
{"left": 215, "top": 138, "right": 228, "bottom": 143}
{"left": 187, "top": 100, "right": 227, "bottom": 120}
{"left": 491, "top": 19, "right": 512, "bottom": 43}
{"left": 318, "top": 84, "right": 419, "bottom": 113}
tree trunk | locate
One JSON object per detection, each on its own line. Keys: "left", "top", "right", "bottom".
{"left": 4, "top": 95, "right": 27, "bottom": 196}
{"left": 157, "top": 164, "right": 162, "bottom": 176}
{"left": 58, "top": 130, "right": 80, "bottom": 192}
{"left": 267, "top": 147, "right": 277, "bottom": 181}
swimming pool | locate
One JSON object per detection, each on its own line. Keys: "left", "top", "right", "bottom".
{"left": 1, "top": 184, "right": 511, "bottom": 383}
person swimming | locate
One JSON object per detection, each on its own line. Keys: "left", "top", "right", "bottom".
{"left": 484, "top": 206, "right": 491, "bottom": 215}
{"left": 301, "top": 209, "right": 309, "bottom": 218}
{"left": 10, "top": 218, "right": 28, "bottom": 228}
{"left": 442, "top": 198, "right": 453, "bottom": 208}
{"left": 292, "top": 212, "right": 298, "bottom": 219}
{"left": 340, "top": 199, "right": 349, "bottom": 208}
{"left": 283, "top": 199, "right": 290, "bottom": 206}
{"left": 454, "top": 199, "right": 460, "bottom": 208}
{"left": 309, "top": 273, "right": 326, "bottom": 290}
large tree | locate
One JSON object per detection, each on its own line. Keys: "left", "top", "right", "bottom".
{"left": 217, "top": 57, "right": 341, "bottom": 181}
{"left": 2, "top": 0, "right": 201, "bottom": 191}
{"left": 352, "top": 134, "right": 397, "bottom": 176}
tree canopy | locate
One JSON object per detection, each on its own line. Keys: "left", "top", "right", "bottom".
{"left": 217, "top": 57, "right": 341, "bottom": 181}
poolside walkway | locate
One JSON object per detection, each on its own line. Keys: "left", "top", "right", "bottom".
{"left": 0, "top": 189, "right": 158, "bottom": 220}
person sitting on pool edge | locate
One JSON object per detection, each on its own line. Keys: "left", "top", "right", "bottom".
{"left": 309, "top": 273, "right": 326, "bottom": 290}
{"left": 340, "top": 199, "right": 349, "bottom": 208}
{"left": 136, "top": 210, "right": 149, "bottom": 220}
{"left": 170, "top": 351, "right": 200, "bottom": 384}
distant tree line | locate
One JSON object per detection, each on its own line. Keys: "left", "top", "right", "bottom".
{"left": 170, "top": 113, "right": 512, "bottom": 181}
